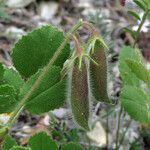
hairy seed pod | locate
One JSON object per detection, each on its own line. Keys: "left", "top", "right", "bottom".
{"left": 90, "top": 39, "right": 110, "bottom": 103}
{"left": 69, "top": 58, "right": 90, "bottom": 130}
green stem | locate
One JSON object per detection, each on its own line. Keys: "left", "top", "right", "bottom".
{"left": 7, "top": 19, "right": 83, "bottom": 129}
{"left": 133, "top": 10, "right": 150, "bottom": 47}
{"left": 115, "top": 106, "right": 123, "bottom": 150}
{"left": 106, "top": 107, "right": 109, "bottom": 149}
{"left": 117, "top": 120, "right": 132, "bottom": 149}
{"left": 8, "top": 106, "right": 24, "bottom": 131}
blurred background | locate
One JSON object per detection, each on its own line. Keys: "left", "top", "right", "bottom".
{"left": 0, "top": 0, "right": 150, "bottom": 149}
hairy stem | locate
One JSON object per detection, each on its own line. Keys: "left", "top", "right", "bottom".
{"left": 117, "top": 119, "right": 132, "bottom": 149}
{"left": 83, "top": 21, "right": 99, "bottom": 36}
{"left": 7, "top": 19, "right": 83, "bottom": 131}
{"left": 106, "top": 107, "right": 109, "bottom": 149}
{"left": 115, "top": 106, "right": 123, "bottom": 150}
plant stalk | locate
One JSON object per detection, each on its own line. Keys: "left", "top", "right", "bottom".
{"left": 7, "top": 19, "right": 83, "bottom": 130}
{"left": 115, "top": 106, "right": 123, "bottom": 150}
{"left": 106, "top": 107, "right": 109, "bottom": 149}
{"left": 117, "top": 119, "right": 132, "bottom": 149}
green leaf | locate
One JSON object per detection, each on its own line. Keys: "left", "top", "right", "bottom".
{"left": 63, "top": 142, "right": 84, "bottom": 150}
{"left": 26, "top": 79, "right": 66, "bottom": 114}
{"left": 11, "top": 146, "right": 30, "bottom": 150}
{"left": 12, "top": 25, "right": 70, "bottom": 78}
{"left": 20, "top": 66, "right": 61, "bottom": 100}
{"left": 0, "top": 85, "right": 17, "bottom": 113}
{"left": 144, "top": 0, "right": 150, "bottom": 9}
{"left": 119, "top": 46, "right": 144, "bottom": 86}
{"left": 3, "top": 68, "right": 24, "bottom": 92}
{"left": 0, "top": 84, "right": 16, "bottom": 95}
{"left": 19, "top": 66, "right": 66, "bottom": 114}
{"left": 0, "top": 63, "right": 4, "bottom": 81}
{"left": 126, "top": 59, "right": 150, "bottom": 85}
{"left": 133, "top": 0, "right": 146, "bottom": 11}
{"left": 2, "top": 135, "right": 17, "bottom": 150}
{"left": 120, "top": 86, "right": 150, "bottom": 123}
{"left": 28, "top": 132, "right": 57, "bottom": 150}
{"left": 128, "top": 10, "right": 141, "bottom": 21}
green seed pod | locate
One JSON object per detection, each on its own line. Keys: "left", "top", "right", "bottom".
{"left": 90, "top": 39, "right": 110, "bottom": 103}
{"left": 69, "top": 58, "right": 90, "bottom": 131}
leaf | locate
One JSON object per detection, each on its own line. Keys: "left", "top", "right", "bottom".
{"left": 12, "top": 25, "right": 70, "bottom": 78}
{"left": 119, "top": 46, "right": 144, "bottom": 86}
{"left": 126, "top": 59, "right": 150, "bottom": 85}
{"left": 0, "top": 63, "right": 4, "bottom": 81}
{"left": 0, "top": 84, "right": 16, "bottom": 95}
{"left": 26, "top": 79, "right": 66, "bottom": 114}
{"left": 0, "top": 85, "right": 17, "bottom": 113}
{"left": 11, "top": 146, "right": 30, "bottom": 150}
{"left": 28, "top": 132, "right": 58, "bottom": 150}
{"left": 63, "top": 142, "right": 84, "bottom": 150}
{"left": 20, "top": 66, "right": 61, "bottom": 100}
{"left": 120, "top": 86, "right": 150, "bottom": 123}
{"left": 133, "top": 0, "right": 146, "bottom": 11}
{"left": 2, "top": 135, "right": 17, "bottom": 150}
{"left": 128, "top": 10, "right": 141, "bottom": 21}
{"left": 3, "top": 68, "right": 24, "bottom": 92}
{"left": 19, "top": 66, "right": 66, "bottom": 114}
{"left": 144, "top": 0, "right": 150, "bottom": 9}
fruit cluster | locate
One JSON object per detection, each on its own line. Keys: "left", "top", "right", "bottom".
{"left": 65, "top": 28, "right": 111, "bottom": 130}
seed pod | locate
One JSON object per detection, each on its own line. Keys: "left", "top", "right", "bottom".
{"left": 69, "top": 58, "right": 90, "bottom": 130}
{"left": 90, "top": 39, "right": 110, "bottom": 103}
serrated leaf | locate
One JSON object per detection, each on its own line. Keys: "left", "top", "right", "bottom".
{"left": 11, "top": 146, "right": 30, "bottom": 150}
{"left": 119, "top": 46, "right": 144, "bottom": 86}
{"left": 63, "top": 142, "right": 84, "bottom": 150}
{"left": 126, "top": 59, "right": 150, "bottom": 85}
{"left": 20, "top": 66, "right": 61, "bottom": 100}
{"left": 19, "top": 66, "right": 66, "bottom": 114}
{"left": 120, "top": 86, "right": 150, "bottom": 123}
{"left": 26, "top": 79, "right": 66, "bottom": 114}
{"left": 133, "top": 0, "right": 146, "bottom": 11}
{"left": 2, "top": 135, "right": 17, "bottom": 150}
{"left": 0, "top": 85, "right": 17, "bottom": 113}
{"left": 0, "top": 63, "right": 4, "bottom": 81}
{"left": 128, "top": 10, "right": 141, "bottom": 21}
{"left": 3, "top": 68, "right": 24, "bottom": 92}
{"left": 12, "top": 25, "right": 70, "bottom": 78}
{"left": 28, "top": 132, "right": 57, "bottom": 150}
